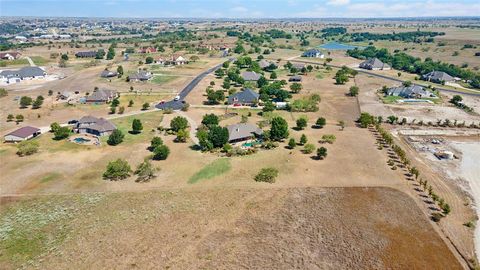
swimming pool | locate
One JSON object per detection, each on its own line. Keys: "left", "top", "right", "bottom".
{"left": 318, "top": 42, "right": 364, "bottom": 50}
{"left": 73, "top": 137, "right": 91, "bottom": 144}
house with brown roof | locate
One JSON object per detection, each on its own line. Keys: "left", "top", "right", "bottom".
{"left": 139, "top": 47, "right": 157, "bottom": 53}
{"left": 4, "top": 126, "right": 41, "bottom": 142}
{"left": 74, "top": 116, "right": 116, "bottom": 136}
{"left": 226, "top": 123, "right": 263, "bottom": 144}
{"left": 171, "top": 55, "right": 188, "bottom": 65}
{"left": 0, "top": 52, "right": 22, "bottom": 60}
{"left": 85, "top": 89, "right": 118, "bottom": 104}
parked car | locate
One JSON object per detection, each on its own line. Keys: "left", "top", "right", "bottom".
{"left": 174, "top": 95, "right": 181, "bottom": 101}
{"left": 68, "top": 119, "right": 78, "bottom": 124}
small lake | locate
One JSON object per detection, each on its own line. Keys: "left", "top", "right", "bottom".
{"left": 318, "top": 42, "right": 364, "bottom": 50}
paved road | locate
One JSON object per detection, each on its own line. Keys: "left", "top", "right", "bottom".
{"left": 156, "top": 59, "right": 235, "bottom": 110}
{"left": 288, "top": 58, "right": 480, "bottom": 97}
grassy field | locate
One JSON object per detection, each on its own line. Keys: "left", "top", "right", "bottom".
{"left": 102, "top": 111, "right": 164, "bottom": 145}
{"left": 151, "top": 75, "right": 179, "bottom": 85}
{"left": 188, "top": 158, "right": 231, "bottom": 184}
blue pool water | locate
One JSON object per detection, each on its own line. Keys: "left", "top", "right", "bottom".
{"left": 73, "top": 137, "right": 91, "bottom": 143}
{"left": 319, "top": 42, "right": 364, "bottom": 50}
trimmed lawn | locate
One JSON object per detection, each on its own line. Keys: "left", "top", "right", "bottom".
{"left": 151, "top": 75, "right": 179, "bottom": 85}
{"left": 188, "top": 158, "right": 231, "bottom": 184}
{"left": 104, "top": 111, "right": 164, "bottom": 145}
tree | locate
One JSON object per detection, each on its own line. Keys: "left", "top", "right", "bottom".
{"left": 176, "top": 129, "right": 189, "bottom": 142}
{"left": 270, "top": 117, "right": 289, "bottom": 141}
{"left": 170, "top": 116, "right": 188, "bottom": 132}
{"left": 61, "top": 54, "right": 69, "bottom": 61}
{"left": 131, "top": 119, "right": 143, "bottom": 134}
{"left": 145, "top": 56, "right": 154, "bottom": 64}
{"left": 32, "top": 96, "right": 44, "bottom": 109}
{"left": 300, "top": 134, "right": 307, "bottom": 145}
{"left": 317, "top": 147, "right": 328, "bottom": 159}
{"left": 402, "top": 80, "right": 412, "bottom": 87}
{"left": 19, "top": 96, "right": 33, "bottom": 108}
{"left": 107, "top": 129, "right": 124, "bottom": 145}
{"left": 118, "top": 106, "right": 125, "bottom": 114}
{"left": 296, "top": 117, "right": 308, "bottom": 130}
{"left": 303, "top": 143, "right": 315, "bottom": 154}
{"left": 290, "top": 83, "right": 302, "bottom": 93}
{"left": 110, "top": 98, "right": 119, "bottom": 107}
{"left": 201, "top": 114, "right": 219, "bottom": 127}
{"left": 270, "top": 71, "right": 277, "bottom": 80}
{"left": 207, "top": 90, "right": 225, "bottom": 104}
{"left": 7, "top": 114, "right": 14, "bottom": 122}
{"left": 288, "top": 138, "right": 296, "bottom": 149}
{"left": 142, "top": 102, "right": 150, "bottom": 110}
{"left": 48, "top": 89, "right": 53, "bottom": 96}
{"left": 134, "top": 159, "right": 156, "bottom": 182}
{"left": 215, "top": 68, "right": 225, "bottom": 77}
{"left": 128, "top": 100, "right": 134, "bottom": 107}
{"left": 349, "top": 86, "right": 359, "bottom": 96}
{"left": 254, "top": 167, "right": 278, "bottom": 183}
{"left": 208, "top": 126, "right": 229, "bottom": 148}
{"left": 190, "top": 55, "right": 200, "bottom": 62}
{"left": 15, "top": 114, "right": 24, "bottom": 123}
{"left": 150, "top": 136, "right": 163, "bottom": 150}
{"left": 117, "top": 65, "right": 124, "bottom": 76}
{"left": 257, "top": 76, "right": 268, "bottom": 88}
{"left": 315, "top": 117, "right": 326, "bottom": 128}
{"left": 103, "top": 159, "right": 132, "bottom": 180}
{"left": 16, "top": 140, "right": 39, "bottom": 156}
{"left": 262, "top": 100, "right": 275, "bottom": 112}
{"left": 197, "top": 129, "right": 213, "bottom": 151}
{"left": 387, "top": 115, "right": 398, "bottom": 124}
{"left": 442, "top": 203, "right": 451, "bottom": 215}
{"left": 54, "top": 126, "right": 70, "bottom": 140}
{"left": 358, "top": 112, "right": 375, "bottom": 128}
{"left": 450, "top": 95, "right": 463, "bottom": 105}
{"left": 153, "top": 145, "right": 170, "bottom": 160}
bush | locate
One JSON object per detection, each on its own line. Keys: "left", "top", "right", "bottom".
{"left": 170, "top": 116, "right": 188, "bottom": 132}
{"left": 150, "top": 136, "right": 163, "bottom": 150}
{"left": 17, "top": 140, "right": 39, "bottom": 156}
{"left": 175, "top": 129, "right": 189, "bottom": 143}
{"left": 315, "top": 117, "right": 326, "bottom": 128}
{"left": 54, "top": 126, "right": 71, "bottom": 140}
{"left": 153, "top": 145, "right": 170, "bottom": 160}
{"left": 201, "top": 113, "right": 219, "bottom": 127}
{"left": 296, "top": 116, "right": 308, "bottom": 130}
{"left": 288, "top": 138, "right": 296, "bottom": 149}
{"left": 321, "top": 134, "right": 336, "bottom": 144}
{"left": 349, "top": 86, "right": 359, "bottom": 96}
{"left": 254, "top": 167, "right": 279, "bottom": 183}
{"left": 107, "top": 129, "right": 124, "bottom": 145}
{"left": 131, "top": 119, "right": 143, "bottom": 134}
{"left": 103, "top": 158, "right": 132, "bottom": 180}
{"left": 134, "top": 159, "right": 156, "bottom": 182}
{"left": 303, "top": 143, "right": 315, "bottom": 154}
{"left": 317, "top": 147, "right": 328, "bottom": 159}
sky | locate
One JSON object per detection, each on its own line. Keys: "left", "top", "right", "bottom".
{"left": 1, "top": 0, "right": 480, "bottom": 18}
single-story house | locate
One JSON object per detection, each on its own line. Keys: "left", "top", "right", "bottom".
{"left": 289, "top": 75, "right": 302, "bottom": 82}
{"left": 241, "top": 71, "right": 261, "bottom": 81}
{"left": 4, "top": 126, "right": 41, "bottom": 142}
{"left": 75, "top": 116, "right": 116, "bottom": 136}
{"left": 226, "top": 123, "right": 263, "bottom": 144}
{"left": 228, "top": 88, "right": 259, "bottom": 106}
{"left": 155, "top": 57, "right": 166, "bottom": 65}
{"left": 85, "top": 89, "right": 118, "bottom": 104}
{"left": 292, "top": 63, "right": 305, "bottom": 70}
{"left": 422, "top": 71, "right": 455, "bottom": 83}
{"left": 387, "top": 85, "right": 437, "bottom": 99}
{"left": 139, "top": 47, "right": 157, "bottom": 53}
{"left": 75, "top": 51, "right": 97, "bottom": 58}
{"left": 100, "top": 69, "right": 118, "bottom": 78}
{"left": 302, "top": 49, "right": 324, "bottom": 58}
{"left": 258, "top": 59, "right": 276, "bottom": 70}
{"left": 171, "top": 55, "right": 188, "bottom": 65}
{"left": 0, "top": 66, "right": 46, "bottom": 84}
{"left": 129, "top": 70, "right": 152, "bottom": 82}
{"left": 359, "top": 58, "right": 391, "bottom": 70}
{"left": 0, "top": 52, "right": 21, "bottom": 60}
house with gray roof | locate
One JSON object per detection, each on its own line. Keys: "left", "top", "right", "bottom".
{"left": 258, "top": 59, "right": 276, "bottom": 70}
{"left": 359, "top": 58, "right": 391, "bottom": 70}
{"left": 386, "top": 85, "right": 437, "bottom": 99}
{"left": 129, "top": 70, "right": 152, "bottom": 82}
{"left": 75, "top": 116, "right": 116, "bottom": 136}
{"left": 0, "top": 66, "right": 46, "bottom": 82}
{"left": 241, "top": 71, "right": 261, "bottom": 81}
{"left": 85, "top": 89, "right": 118, "bottom": 104}
{"left": 226, "top": 123, "right": 263, "bottom": 143}
{"left": 422, "top": 71, "right": 455, "bottom": 83}
{"left": 228, "top": 88, "right": 259, "bottom": 106}
{"left": 289, "top": 75, "right": 302, "bottom": 82}
{"left": 302, "top": 49, "right": 324, "bottom": 58}
{"left": 4, "top": 126, "right": 41, "bottom": 142}
{"left": 100, "top": 69, "right": 118, "bottom": 78}
{"left": 75, "top": 51, "right": 97, "bottom": 58}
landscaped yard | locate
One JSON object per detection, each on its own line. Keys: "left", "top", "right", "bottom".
{"left": 188, "top": 158, "right": 231, "bottom": 184}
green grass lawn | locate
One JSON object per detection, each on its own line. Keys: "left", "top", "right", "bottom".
{"left": 382, "top": 95, "right": 403, "bottom": 104}
{"left": 30, "top": 56, "right": 49, "bottom": 66}
{"left": 188, "top": 158, "right": 231, "bottom": 184}
{"left": 151, "top": 75, "right": 179, "bottom": 85}
{"left": 104, "top": 111, "right": 164, "bottom": 145}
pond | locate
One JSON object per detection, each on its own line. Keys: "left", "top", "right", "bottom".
{"left": 318, "top": 42, "right": 365, "bottom": 50}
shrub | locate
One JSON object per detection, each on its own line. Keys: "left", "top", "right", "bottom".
{"left": 175, "top": 129, "right": 189, "bottom": 143}
{"left": 131, "top": 119, "right": 143, "bottom": 134}
{"left": 300, "top": 134, "right": 307, "bottom": 145}
{"left": 317, "top": 147, "right": 327, "bottom": 159}
{"left": 201, "top": 113, "right": 219, "bottom": 127}
{"left": 153, "top": 145, "right": 170, "bottom": 160}
{"left": 107, "top": 129, "right": 124, "bottom": 146}
{"left": 254, "top": 167, "right": 279, "bottom": 183}
{"left": 315, "top": 117, "right": 326, "bottom": 128}
{"left": 296, "top": 116, "right": 308, "bottom": 130}
{"left": 288, "top": 138, "right": 296, "bottom": 149}
{"left": 54, "top": 126, "right": 71, "bottom": 140}
{"left": 303, "top": 143, "right": 315, "bottom": 154}
{"left": 170, "top": 116, "right": 188, "bottom": 132}
{"left": 134, "top": 159, "right": 156, "bottom": 182}
{"left": 150, "top": 136, "right": 163, "bottom": 150}
{"left": 103, "top": 158, "right": 132, "bottom": 180}
{"left": 321, "top": 134, "right": 336, "bottom": 144}
{"left": 17, "top": 140, "right": 39, "bottom": 156}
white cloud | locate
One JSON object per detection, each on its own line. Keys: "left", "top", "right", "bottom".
{"left": 230, "top": 6, "right": 248, "bottom": 13}
{"left": 326, "top": 0, "right": 350, "bottom": 6}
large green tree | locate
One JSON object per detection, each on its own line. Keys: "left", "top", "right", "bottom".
{"left": 170, "top": 116, "right": 188, "bottom": 132}
{"left": 270, "top": 117, "right": 289, "bottom": 141}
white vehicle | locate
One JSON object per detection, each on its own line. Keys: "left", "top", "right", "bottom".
{"left": 174, "top": 95, "right": 181, "bottom": 101}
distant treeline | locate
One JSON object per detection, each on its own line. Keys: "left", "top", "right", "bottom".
{"left": 320, "top": 27, "right": 347, "bottom": 38}
{"left": 348, "top": 31, "right": 444, "bottom": 42}
{"left": 262, "top": 29, "right": 293, "bottom": 39}
{"left": 347, "top": 46, "right": 480, "bottom": 88}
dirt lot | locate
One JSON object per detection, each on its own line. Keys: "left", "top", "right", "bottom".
{"left": 0, "top": 187, "right": 462, "bottom": 270}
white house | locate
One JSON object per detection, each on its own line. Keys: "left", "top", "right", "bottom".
{"left": 4, "top": 126, "right": 41, "bottom": 142}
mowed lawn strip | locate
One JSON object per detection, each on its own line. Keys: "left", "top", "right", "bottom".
{"left": 188, "top": 158, "right": 231, "bottom": 184}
